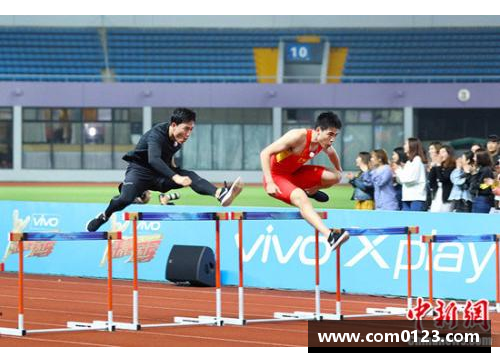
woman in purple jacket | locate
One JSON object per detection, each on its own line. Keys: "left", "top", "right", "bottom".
{"left": 369, "top": 149, "right": 399, "bottom": 210}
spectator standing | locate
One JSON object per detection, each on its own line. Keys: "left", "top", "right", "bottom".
{"left": 471, "top": 143, "right": 482, "bottom": 154}
{"left": 427, "top": 141, "right": 442, "bottom": 171}
{"left": 448, "top": 151, "right": 474, "bottom": 213}
{"left": 484, "top": 157, "right": 500, "bottom": 212}
{"left": 346, "top": 152, "right": 374, "bottom": 210}
{"left": 369, "top": 149, "right": 399, "bottom": 210}
{"left": 391, "top": 147, "right": 407, "bottom": 209}
{"left": 393, "top": 138, "right": 428, "bottom": 211}
{"left": 486, "top": 134, "right": 499, "bottom": 165}
{"left": 466, "top": 148, "right": 495, "bottom": 213}
{"left": 429, "top": 145, "right": 455, "bottom": 212}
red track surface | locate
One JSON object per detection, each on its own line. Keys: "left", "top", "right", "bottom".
{"left": 0, "top": 273, "right": 498, "bottom": 347}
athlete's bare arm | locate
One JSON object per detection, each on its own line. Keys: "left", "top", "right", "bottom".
{"left": 260, "top": 129, "right": 306, "bottom": 195}
{"left": 324, "top": 145, "right": 343, "bottom": 172}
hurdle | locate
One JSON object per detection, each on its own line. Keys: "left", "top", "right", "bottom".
{"left": 318, "top": 226, "right": 420, "bottom": 320}
{"left": 92, "top": 211, "right": 229, "bottom": 330}
{"left": 422, "top": 233, "right": 500, "bottom": 314}
{"left": 220, "top": 211, "right": 330, "bottom": 325}
{"left": 0, "top": 231, "right": 121, "bottom": 336}
{"left": 275, "top": 226, "right": 419, "bottom": 320}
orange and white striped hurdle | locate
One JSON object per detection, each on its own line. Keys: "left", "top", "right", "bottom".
{"left": 422, "top": 232, "right": 500, "bottom": 315}
{"left": 90, "top": 211, "right": 230, "bottom": 331}
{"left": 0, "top": 231, "right": 121, "bottom": 337}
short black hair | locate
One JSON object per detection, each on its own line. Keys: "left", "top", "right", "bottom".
{"left": 487, "top": 134, "right": 499, "bottom": 143}
{"left": 315, "top": 112, "right": 342, "bottom": 130}
{"left": 170, "top": 108, "right": 196, "bottom": 125}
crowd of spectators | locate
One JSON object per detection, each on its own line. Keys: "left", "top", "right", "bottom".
{"left": 347, "top": 134, "right": 500, "bottom": 214}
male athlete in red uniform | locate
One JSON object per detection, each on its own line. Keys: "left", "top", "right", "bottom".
{"left": 260, "top": 111, "right": 349, "bottom": 250}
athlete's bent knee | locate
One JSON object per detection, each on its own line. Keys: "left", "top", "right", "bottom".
{"left": 322, "top": 169, "right": 342, "bottom": 187}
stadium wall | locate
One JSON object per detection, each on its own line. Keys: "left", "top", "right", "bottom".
{"left": 1, "top": 201, "right": 498, "bottom": 301}
{"left": 0, "top": 82, "right": 499, "bottom": 182}
{"left": 2, "top": 82, "right": 499, "bottom": 109}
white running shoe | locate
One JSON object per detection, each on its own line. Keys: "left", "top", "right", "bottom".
{"left": 217, "top": 176, "right": 243, "bottom": 207}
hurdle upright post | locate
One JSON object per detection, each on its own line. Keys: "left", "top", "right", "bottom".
{"left": 107, "top": 234, "right": 114, "bottom": 332}
{"left": 496, "top": 234, "right": 500, "bottom": 313}
{"left": 18, "top": 235, "right": 25, "bottom": 332}
{"left": 131, "top": 213, "right": 139, "bottom": 327}
{"left": 336, "top": 246, "right": 341, "bottom": 317}
{"left": 406, "top": 227, "right": 419, "bottom": 310}
{"left": 215, "top": 214, "right": 222, "bottom": 326}
{"left": 428, "top": 231, "right": 435, "bottom": 307}
{"left": 238, "top": 216, "right": 244, "bottom": 321}
{"left": 315, "top": 228, "right": 320, "bottom": 320}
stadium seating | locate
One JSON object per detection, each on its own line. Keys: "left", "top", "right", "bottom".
{"left": 1, "top": 27, "right": 500, "bottom": 82}
{"left": 0, "top": 28, "right": 104, "bottom": 81}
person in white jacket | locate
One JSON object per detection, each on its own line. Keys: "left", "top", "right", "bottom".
{"left": 392, "top": 138, "right": 428, "bottom": 211}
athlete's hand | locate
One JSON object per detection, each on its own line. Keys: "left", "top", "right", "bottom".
{"left": 266, "top": 182, "right": 282, "bottom": 196}
{"left": 172, "top": 174, "right": 192, "bottom": 187}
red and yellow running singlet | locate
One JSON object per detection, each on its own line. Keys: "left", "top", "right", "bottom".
{"left": 265, "top": 129, "right": 326, "bottom": 205}
{"left": 270, "top": 129, "right": 322, "bottom": 174}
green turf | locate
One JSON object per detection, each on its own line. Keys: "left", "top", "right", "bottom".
{"left": 0, "top": 184, "right": 355, "bottom": 209}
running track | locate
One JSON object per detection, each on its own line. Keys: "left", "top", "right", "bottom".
{"left": 0, "top": 273, "right": 498, "bottom": 347}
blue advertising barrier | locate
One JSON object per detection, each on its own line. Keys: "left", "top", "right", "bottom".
{"left": 1, "top": 201, "right": 498, "bottom": 301}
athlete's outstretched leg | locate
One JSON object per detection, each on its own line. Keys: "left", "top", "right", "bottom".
{"left": 86, "top": 182, "right": 144, "bottom": 232}
{"left": 290, "top": 188, "right": 331, "bottom": 237}
{"left": 177, "top": 169, "right": 243, "bottom": 206}
{"left": 289, "top": 188, "right": 349, "bottom": 250}
{"left": 177, "top": 169, "right": 217, "bottom": 196}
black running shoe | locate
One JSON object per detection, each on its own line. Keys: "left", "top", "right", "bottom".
{"left": 327, "top": 229, "right": 350, "bottom": 251}
{"left": 86, "top": 213, "right": 109, "bottom": 232}
{"left": 308, "top": 191, "right": 329, "bottom": 203}
{"left": 217, "top": 176, "right": 243, "bottom": 207}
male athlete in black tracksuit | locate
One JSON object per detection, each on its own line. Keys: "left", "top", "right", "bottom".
{"left": 86, "top": 108, "right": 242, "bottom": 232}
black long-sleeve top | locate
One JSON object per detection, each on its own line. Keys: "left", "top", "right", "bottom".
{"left": 122, "top": 122, "right": 181, "bottom": 178}
{"left": 466, "top": 166, "right": 495, "bottom": 198}
{"left": 428, "top": 165, "right": 454, "bottom": 203}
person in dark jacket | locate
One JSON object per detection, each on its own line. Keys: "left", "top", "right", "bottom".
{"left": 466, "top": 148, "right": 495, "bottom": 214}
{"left": 86, "top": 108, "right": 243, "bottom": 231}
{"left": 429, "top": 145, "right": 455, "bottom": 212}
{"left": 346, "top": 152, "right": 374, "bottom": 210}
{"left": 391, "top": 147, "right": 407, "bottom": 210}
{"left": 448, "top": 151, "right": 474, "bottom": 213}
{"left": 486, "top": 134, "right": 499, "bottom": 165}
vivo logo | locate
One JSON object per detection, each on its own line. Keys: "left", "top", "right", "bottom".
{"left": 234, "top": 225, "right": 332, "bottom": 265}
{"left": 137, "top": 221, "right": 161, "bottom": 231}
{"left": 344, "top": 236, "right": 494, "bottom": 284}
{"left": 391, "top": 241, "right": 495, "bottom": 284}
{"left": 238, "top": 225, "right": 495, "bottom": 284}
{"left": 31, "top": 214, "right": 60, "bottom": 228}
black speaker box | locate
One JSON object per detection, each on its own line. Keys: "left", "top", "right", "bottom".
{"left": 166, "top": 245, "right": 215, "bottom": 287}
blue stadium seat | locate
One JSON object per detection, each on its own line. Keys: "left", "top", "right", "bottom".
{"left": 1, "top": 27, "right": 500, "bottom": 82}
